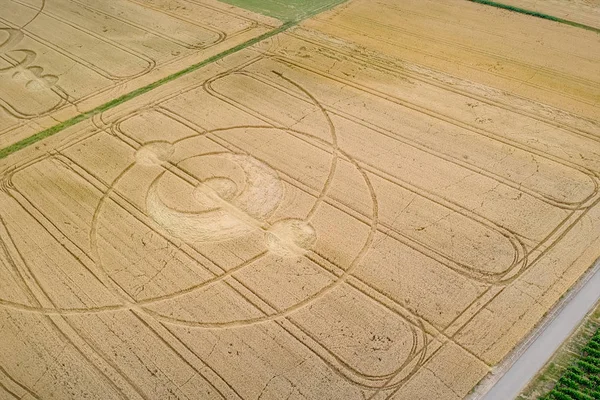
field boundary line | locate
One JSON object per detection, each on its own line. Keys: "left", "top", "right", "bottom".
{"left": 0, "top": 24, "right": 291, "bottom": 160}
{"left": 469, "top": 257, "right": 600, "bottom": 399}
{"left": 467, "top": 0, "right": 600, "bottom": 34}
{"left": 0, "top": 1, "right": 349, "bottom": 160}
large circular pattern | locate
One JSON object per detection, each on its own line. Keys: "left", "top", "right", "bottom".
{"left": 91, "top": 125, "right": 378, "bottom": 327}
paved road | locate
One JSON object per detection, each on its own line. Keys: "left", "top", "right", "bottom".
{"left": 481, "top": 260, "right": 600, "bottom": 400}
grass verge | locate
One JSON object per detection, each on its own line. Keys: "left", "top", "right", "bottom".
{"left": 0, "top": 0, "right": 349, "bottom": 160}
{"left": 518, "top": 303, "right": 600, "bottom": 400}
{"left": 217, "top": 0, "right": 347, "bottom": 21}
{"left": 0, "top": 21, "right": 292, "bottom": 160}
{"left": 467, "top": 0, "right": 600, "bottom": 34}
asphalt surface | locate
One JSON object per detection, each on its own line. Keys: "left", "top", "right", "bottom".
{"left": 481, "top": 260, "right": 600, "bottom": 400}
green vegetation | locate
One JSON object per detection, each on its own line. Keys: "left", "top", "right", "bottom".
{"left": 519, "top": 305, "right": 600, "bottom": 400}
{"left": 0, "top": 0, "right": 349, "bottom": 160}
{"left": 217, "top": 0, "right": 346, "bottom": 22}
{"left": 467, "top": 0, "right": 600, "bottom": 34}
{"left": 540, "top": 327, "right": 600, "bottom": 400}
{"left": 0, "top": 21, "right": 293, "bottom": 160}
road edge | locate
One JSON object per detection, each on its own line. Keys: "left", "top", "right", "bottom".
{"left": 468, "top": 257, "right": 600, "bottom": 400}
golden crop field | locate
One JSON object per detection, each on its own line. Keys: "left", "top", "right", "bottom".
{"left": 0, "top": 0, "right": 279, "bottom": 148}
{"left": 495, "top": 0, "right": 600, "bottom": 29}
{"left": 0, "top": 0, "right": 599, "bottom": 399}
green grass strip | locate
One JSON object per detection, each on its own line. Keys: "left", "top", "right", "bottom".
{"left": 0, "top": 0, "right": 353, "bottom": 160}
{"left": 467, "top": 0, "right": 600, "bottom": 34}
{"left": 1, "top": 20, "right": 300, "bottom": 160}
{"left": 217, "top": 0, "right": 347, "bottom": 22}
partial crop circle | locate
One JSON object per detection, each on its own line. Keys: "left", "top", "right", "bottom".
{"left": 92, "top": 124, "right": 377, "bottom": 327}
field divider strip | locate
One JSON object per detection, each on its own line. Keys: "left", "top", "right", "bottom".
{"left": 1, "top": 0, "right": 349, "bottom": 161}
{"left": 0, "top": 0, "right": 352, "bottom": 159}
{"left": 467, "top": 0, "right": 600, "bottom": 34}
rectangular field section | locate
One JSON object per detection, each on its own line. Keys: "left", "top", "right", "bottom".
{"left": 0, "top": 0, "right": 279, "bottom": 149}
{"left": 0, "top": 14, "right": 599, "bottom": 400}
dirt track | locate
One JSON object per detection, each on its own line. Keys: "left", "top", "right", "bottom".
{"left": 0, "top": 0, "right": 599, "bottom": 399}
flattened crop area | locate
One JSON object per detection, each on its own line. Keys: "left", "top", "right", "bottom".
{"left": 1, "top": 0, "right": 600, "bottom": 399}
